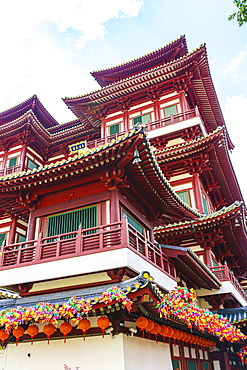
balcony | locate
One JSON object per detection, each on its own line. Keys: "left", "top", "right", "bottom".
{"left": 0, "top": 164, "right": 29, "bottom": 177}
{"left": 209, "top": 265, "right": 247, "bottom": 301}
{"left": 0, "top": 218, "right": 176, "bottom": 280}
{"left": 85, "top": 108, "right": 203, "bottom": 149}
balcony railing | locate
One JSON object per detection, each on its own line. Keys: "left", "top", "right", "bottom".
{"left": 86, "top": 108, "right": 201, "bottom": 149}
{"left": 0, "top": 218, "right": 176, "bottom": 280}
{"left": 0, "top": 164, "right": 29, "bottom": 176}
{"left": 209, "top": 265, "right": 247, "bottom": 301}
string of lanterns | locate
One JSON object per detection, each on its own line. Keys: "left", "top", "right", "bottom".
{"left": 156, "top": 287, "right": 247, "bottom": 343}
{"left": 0, "top": 316, "right": 110, "bottom": 346}
{"left": 136, "top": 317, "right": 215, "bottom": 348}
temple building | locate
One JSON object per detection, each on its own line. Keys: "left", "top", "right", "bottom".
{"left": 0, "top": 36, "right": 246, "bottom": 370}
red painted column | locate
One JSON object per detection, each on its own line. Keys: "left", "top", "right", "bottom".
{"left": 221, "top": 349, "right": 231, "bottom": 370}
{"left": 101, "top": 118, "right": 105, "bottom": 139}
{"left": 26, "top": 211, "right": 36, "bottom": 241}
{"left": 204, "top": 247, "right": 212, "bottom": 267}
{"left": 20, "top": 144, "right": 27, "bottom": 171}
{"left": 123, "top": 110, "right": 128, "bottom": 132}
{"left": 8, "top": 217, "right": 17, "bottom": 245}
{"left": 153, "top": 99, "right": 160, "bottom": 121}
{"left": 179, "top": 91, "right": 187, "bottom": 116}
{"left": 110, "top": 188, "right": 120, "bottom": 223}
{"left": 192, "top": 173, "right": 204, "bottom": 214}
{"left": 2, "top": 151, "right": 8, "bottom": 175}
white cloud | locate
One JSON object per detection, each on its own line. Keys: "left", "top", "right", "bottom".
{"left": 0, "top": 0, "right": 143, "bottom": 49}
{"left": 222, "top": 47, "right": 247, "bottom": 75}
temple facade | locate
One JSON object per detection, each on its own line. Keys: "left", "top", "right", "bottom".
{"left": 0, "top": 36, "right": 246, "bottom": 370}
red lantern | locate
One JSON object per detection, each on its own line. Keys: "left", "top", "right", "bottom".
{"left": 59, "top": 322, "right": 72, "bottom": 343}
{"left": 160, "top": 325, "right": 169, "bottom": 338}
{"left": 78, "top": 318, "right": 91, "bottom": 341}
{"left": 150, "top": 323, "right": 161, "bottom": 343}
{"left": 27, "top": 325, "right": 39, "bottom": 345}
{"left": 136, "top": 317, "right": 148, "bottom": 338}
{"left": 12, "top": 326, "right": 25, "bottom": 346}
{"left": 97, "top": 316, "right": 110, "bottom": 338}
{"left": 0, "top": 329, "right": 9, "bottom": 347}
{"left": 43, "top": 323, "right": 56, "bottom": 344}
{"left": 167, "top": 327, "right": 174, "bottom": 338}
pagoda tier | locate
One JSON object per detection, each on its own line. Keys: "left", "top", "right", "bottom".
{"left": 154, "top": 127, "right": 244, "bottom": 208}
{"left": 64, "top": 44, "right": 232, "bottom": 148}
{"left": 91, "top": 35, "right": 188, "bottom": 87}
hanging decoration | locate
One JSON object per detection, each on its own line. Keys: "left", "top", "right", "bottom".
{"left": 0, "top": 329, "right": 9, "bottom": 347}
{"left": 150, "top": 323, "right": 161, "bottom": 343}
{"left": 12, "top": 326, "right": 24, "bottom": 346}
{"left": 0, "top": 285, "right": 133, "bottom": 331}
{"left": 59, "top": 322, "right": 72, "bottom": 343}
{"left": 156, "top": 287, "right": 247, "bottom": 343}
{"left": 43, "top": 323, "right": 56, "bottom": 344}
{"left": 136, "top": 316, "right": 149, "bottom": 338}
{"left": 238, "top": 346, "right": 247, "bottom": 364}
{"left": 97, "top": 316, "right": 110, "bottom": 338}
{"left": 27, "top": 324, "right": 39, "bottom": 345}
{"left": 78, "top": 318, "right": 91, "bottom": 340}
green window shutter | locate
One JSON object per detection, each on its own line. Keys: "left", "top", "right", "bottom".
{"left": 202, "top": 362, "right": 209, "bottom": 370}
{"left": 172, "top": 359, "right": 181, "bottom": 369}
{"left": 177, "top": 190, "right": 191, "bottom": 206}
{"left": 17, "top": 234, "right": 26, "bottom": 243}
{"left": 202, "top": 194, "right": 209, "bottom": 215}
{"left": 164, "top": 105, "right": 177, "bottom": 117}
{"left": 134, "top": 113, "right": 150, "bottom": 125}
{"left": 0, "top": 233, "right": 6, "bottom": 247}
{"left": 27, "top": 159, "right": 39, "bottom": 170}
{"left": 109, "top": 123, "right": 120, "bottom": 135}
{"left": 123, "top": 211, "right": 144, "bottom": 235}
{"left": 47, "top": 206, "right": 98, "bottom": 238}
{"left": 187, "top": 361, "right": 197, "bottom": 370}
{"left": 8, "top": 157, "right": 18, "bottom": 167}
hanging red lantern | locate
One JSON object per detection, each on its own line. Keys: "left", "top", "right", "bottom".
{"left": 59, "top": 322, "right": 72, "bottom": 343}
{"left": 97, "top": 316, "right": 110, "bottom": 338}
{"left": 12, "top": 326, "right": 25, "bottom": 346}
{"left": 0, "top": 329, "right": 9, "bottom": 347}
{"left": 145, "top": 319, "right": 154, "bottom": 340}
{"left": 136, "top": 317, "right": 148, "bottom": 338}
{"left": 43, "top": 323, "right": 56, "bottom": 344}
{"left": 167, "top": 327, "right": 174, "bottom": 338}
{"left": 78, "top": 319, "right": 91, "bottom": 341}
{"left": 160, "top": 325, "right": 169, "bottom": 338}
{"left": 150, "top": 323, "right": 161, "bottom": 343}
{"left": 27, "top": 325, "right": 39, "bottom": 345}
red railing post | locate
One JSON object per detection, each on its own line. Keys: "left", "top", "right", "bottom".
{"left": 121, "top": 217, "right": 129, "bottom": 247}
{"left": 34, "top": 232, "right": 43, "bottom": 261}
{"left": 76, "top": 224, "right": 82, "bottom": 253}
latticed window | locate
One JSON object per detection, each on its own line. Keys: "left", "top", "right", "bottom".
{"left": 109, "top": 123, "right": 120, "bottom": 135}
{"left": 8, "top": 156, "right": 19, "bottom": 167}
{"left": 123, "top": 211, "right": 144, "bottom": 235}
{"left": 177, "top": 190, "right": 191, "bottom": 206}
{"left": 0, "top": 233, "right": 6, "bottom": 248}
{"left": 46, "top": 206, "right": 98, "bottom": 238}
{"left": 164, "top": 104, "right": 177, "bottom": 117}
{"left": 202, "top": 194, "right": 209, "bottom": 215}
{"left": 133, "top": 113, "right": 150, "bottom": 125}
{"left": 27, "top": 158, "right": 39, "bottom": 170}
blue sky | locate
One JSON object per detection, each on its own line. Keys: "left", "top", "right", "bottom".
{"left": 0, "top": 0, "right": 246, "bottom": 202}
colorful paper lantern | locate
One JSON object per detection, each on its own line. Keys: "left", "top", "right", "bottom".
{"left": 160, "top": 325, "right": 169, "bottom": 339}
{"left": 12, "top": 326, "right": 24, "bottom": 346}
{"left": 78, "top": 318, "right": 91, "bottom": 340}
{"left": 150, "top": 323, "right": 161, "bottom": 343}
{"left": 97, "top": 316, "right": 110, "bottom": 338}
{"left": 136, "top": 317, "right": 148, "bottom": 338}
{"left": 0, "top": 329, "right": 9, "bottom": 347}
{"left": 59, "top": 322, "right": 72, "bottom": 343}
{"left": 27, "top": 324, "right": 39, "bottom": 345}
{"left": 43, "top": 323, "right": 56, "bottom": 344}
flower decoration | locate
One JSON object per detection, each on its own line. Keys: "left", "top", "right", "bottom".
{"left": 156, "top": 287, "right": 246, "bottom": 343}
{"left": 237, "top": 346, "right": 247, "bottom": 363}
{"left": 0, "top": 285, "right": 132, "bottom": 330}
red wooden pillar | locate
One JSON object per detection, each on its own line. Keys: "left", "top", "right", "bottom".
{"left": 179, "top": 91, "right": 187, "bottom": 115}
{"left": 101, "top": 117, "right": 105, "bottom": 139}
{"left": 123, "top": 110, "right": 128, "bottom": 132}
{"left": 2, "top": 151, "right": 8, "bottom": 175}
{"left": 20, "top": 144, "right": 27, "bottom": 171}
{"left": 153, "top": 99, "right": 160, "bottom": 121}
{"left": 204, "top": 247, "right": 212, "bottom": 267}
{"left": 192, "top": 173, "right": 204, "bottom": 214}
{"left": 221, "top": 349, "right": 231, "bottom": 370}
{"left": 110, "top": 188, "right": 120, "bottom": 224}
{"left": 26, "top": 211, "right": 36, "bottom": 241}
{"left": 8, "top": 217, "right": 17, "bottom": 245}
